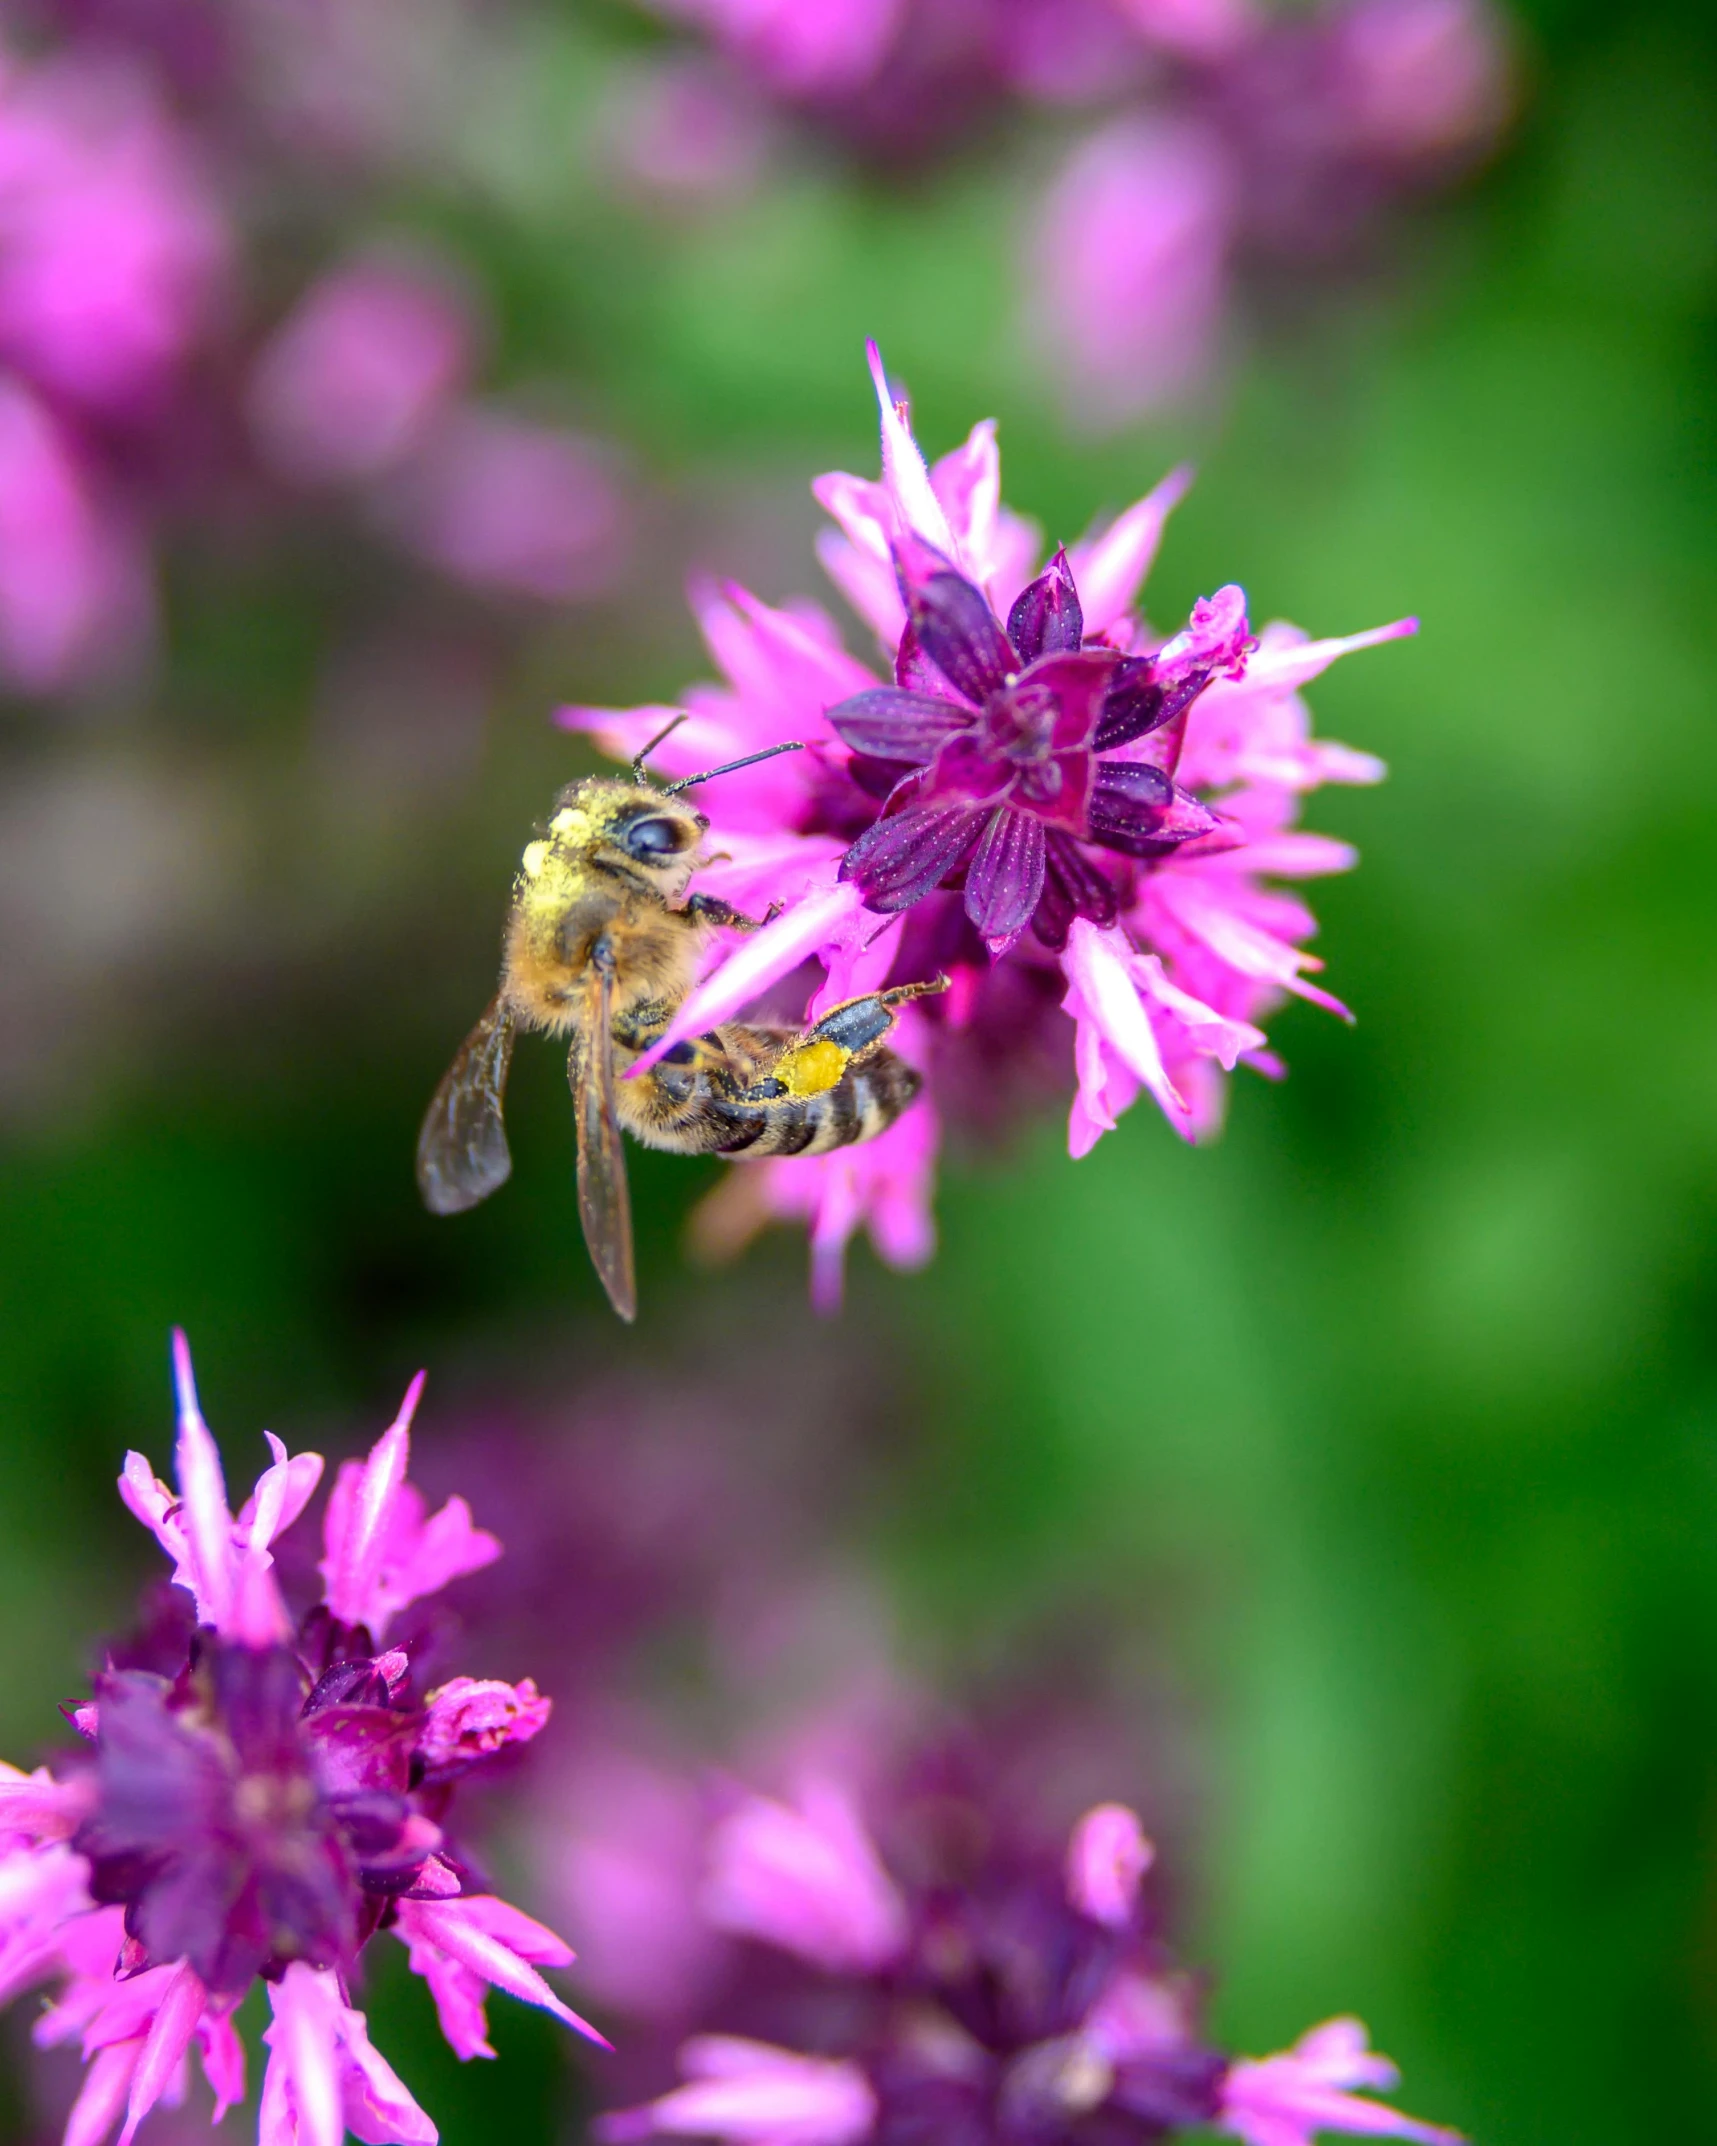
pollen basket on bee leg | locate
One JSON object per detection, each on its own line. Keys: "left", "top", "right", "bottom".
{"left": 772, "top": 1038, "right": 851, "bottom": 1098}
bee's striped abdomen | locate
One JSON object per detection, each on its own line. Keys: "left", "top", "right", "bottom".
{"left": 711, "top": 1050, "right": 920, "bottom": 1158}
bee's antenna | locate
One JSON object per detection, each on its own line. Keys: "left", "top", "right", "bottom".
{"left": 631, "top": 712, "right": 691, "bottom": 784}
{"left": 662, "top": 741, "right": 805, "bottom": 795}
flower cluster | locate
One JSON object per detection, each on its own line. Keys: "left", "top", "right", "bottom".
{"left": 623, "top": 0, "right": 1510, "bottom": 418}
{"left": 247, "top": 250, "right": 630, "bottom": 604}
{"left": 589, "top": 1766, "right": 1458, "bottom": 2146}
{"left": 1026, "top": 0, "right": 1512, "bottom": 425}
{"left": 561, "top": 343, "right": 1407, "bottom": 1302}
{"left": 0, "top": 17, "right": 631, "bottom": 706}
{"left": 0, "top": 41, "right": 227, "bottom": 692}
{"left": 0, "top": 1332, "right": 598, "bottom": 2146}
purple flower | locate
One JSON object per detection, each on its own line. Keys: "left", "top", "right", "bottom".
{"left": 0, "top": 1331, "right": 601, "bottom": 2146}
{"left": 568, "top": 344, "right": 1407, "bottom": 1256}
{"left": 594, "top": 1767, "right": 1458, "bottom": 2146}
{"left": 830, "top": 531, "right": 1244, "bottom": 957}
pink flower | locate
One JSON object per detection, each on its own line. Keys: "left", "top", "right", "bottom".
{"left": 0, "top": 1330, "right": 599, "bottom": 2146}
{"left": 248, "top": 253, "right": 477, "bottom": 486}
{"left": 1026, "top": 116, "right": 1236, "bottom": 426}
{"left": 1219, "top": 2019, "right": 1462, "bottom": 2146}
{"left": 0, "top": 372, "right": 152, "bottom": 693}
{"left": 0, "top": 52, "right": 227, "bottom": 417}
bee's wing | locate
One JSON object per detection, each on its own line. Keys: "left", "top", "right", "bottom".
{"left": 417, "top": 995, "right": 518, "bottom": 1215}
{"left": 568, "top": 963, "right": 637, "bottom": 1322}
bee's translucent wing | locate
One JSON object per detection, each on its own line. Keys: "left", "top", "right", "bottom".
{"left": 417, "top": 995, "right": 517, "bottom": 1215}
{"left": 569, "top": 963, "right": 637, "bottom": 1321}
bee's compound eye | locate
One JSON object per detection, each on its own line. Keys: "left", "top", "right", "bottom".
{"left": 622, "top": 815, "right": 688, "bottom": 860}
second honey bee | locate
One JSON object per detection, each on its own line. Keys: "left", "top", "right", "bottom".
{"left": 417, "top": 736, "right": 945, "bottom": 1320}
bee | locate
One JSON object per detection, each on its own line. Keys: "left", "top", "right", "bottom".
{"left": 417, "top": 727, "right": 947, "bottom": 1321}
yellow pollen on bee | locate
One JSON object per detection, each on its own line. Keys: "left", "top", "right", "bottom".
{"left": 550, "top": 807, "right": 582, "bottom": 836}
{"left": 775, "top": 1038, "right": 848, "bottom": 1097}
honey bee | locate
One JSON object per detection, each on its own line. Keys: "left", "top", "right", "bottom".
{"left": 417, "top": 730, "right": 947, "bottom": 1321}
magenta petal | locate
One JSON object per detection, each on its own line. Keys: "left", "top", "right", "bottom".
{"left": 824, "top": 687, "right": 972, "bottom": 764}
{"left": 1005, "top": 548, "right": 1083, "bottom": 664}
{"left": 964, "top": 808, "right": 1047, "bottom": 952}
{"left": 1033, "top": 830, "right": 1119, "bottom": 950}
{"left": 839, "top": 804, "right": 986, "bottom": 912}
{"left": 893, "top": 541, "right": 1015, "bottom": 705}
{"left": 1086, "top": 764, "right": 1219, "bottom": 859}
{"left": 921, "top": 732, "right": 1014, "bottom": 806}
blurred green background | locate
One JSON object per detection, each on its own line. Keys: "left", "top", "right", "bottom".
{"left": 4, "top": 0, "right": 1717, "bottom": 2140}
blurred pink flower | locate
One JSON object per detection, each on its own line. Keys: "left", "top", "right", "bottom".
{"left": 0, "top": 372, "right": 152, "bottom": 693}
{"left": 0, "top": 1331, "right": 600, "bottom": 2146}
{"left": 608, "top": 58, "right": 773, "bottom": 201}
{"left": 596, "top": 1779, "right": 1458, "bottom": 2146}
{"left": 248, "top": 254, "right": 477, "bottom": 486}
{"left": 602, "top": 2040, "right": 878, "bottom": 2146}
{"left": 0, "top": 50, "right": 227, "bottom": 417}
{"left": 1027, "top": 115, "right": 1235, "bottom": 428}
{"left": 1329, "top": 0, "right": 1510, "bottom": 159}
{"left": 700, "top": 1779, "right": 909, "bottom": 1971}
{"left": 383, "top": 404, "right": 629, "bottom": 601}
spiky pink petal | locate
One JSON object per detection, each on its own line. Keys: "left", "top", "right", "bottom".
{"left": 262, "top": 1964, "right": 437, "bottom": 2146}
{"left": 394, "top": 1896, "right": 607, "bottom": 2057}
{"left": 64, "top": 2041, "right": 141, "bottom": 2146}
{"left": 0, "top": 1762, "right": 90, "bottom": 1844}
{"left": 418, "top": 1678, "right": 552, "bottom": 1771}
{"left": 599, "top": 2038, "right": 878, "bottom": 2146}
{"left": 1063, "top": 918, "right": 1189, "bottom": 1136}
{"left": 116, "top": 1960, "right": 205, "bottom": 2146}
{"left": 318, "top": 1373, "right": 499, "bottom": 1638}
{"left": 1219, "top": 2019, "right": 1461, "bottom": 2146}
{"left": 1066, "top": 1805, "right": 1154, "bottom": 1929}
{"left": 701, "top": 1782, "right": 909, "bottom": 1973}
{"left": 626, "top": 878, "right": 868, "bottom": 1077}
{"left": 1066, "top": 466, "right": 1193, "bottom": 637}
{"left": 865, "top": 340, "right": 956, "bottom": 562}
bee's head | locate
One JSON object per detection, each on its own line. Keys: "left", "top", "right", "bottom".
{"left": 548, "top": 777, "right": 709, "bottom": 897}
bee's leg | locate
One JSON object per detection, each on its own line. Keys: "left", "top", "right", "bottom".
{"left": 609, "top": 998, "right": 678, "bottom": 1054}
{"left": 683, "top": 892, "right": 779, "bottom": 932}
{"left": 732, "top": 976, "right": 949, "bottom": 1103}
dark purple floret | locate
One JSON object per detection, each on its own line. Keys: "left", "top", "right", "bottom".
{"left": 75, "top": 1625, "right": 447, "bottom": 1991}
{"left": 828, "top": 538, "right": 1244, "bottom": 955}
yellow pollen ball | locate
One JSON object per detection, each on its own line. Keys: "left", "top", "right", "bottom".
{"left": 776, "top": 1038, "right": 848, "bottom": 1097}
{"left": 520, "top": 840, "right": 549, "bottom": 878}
